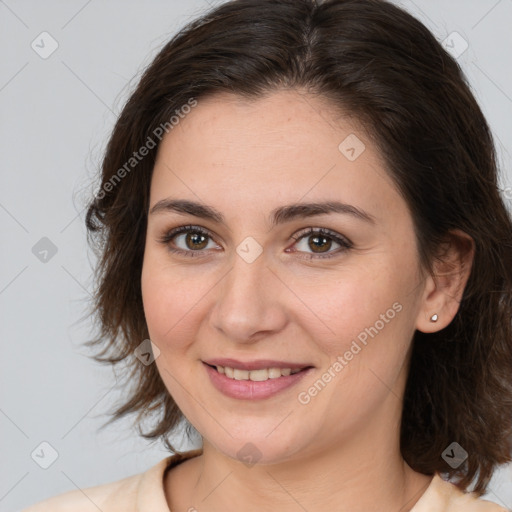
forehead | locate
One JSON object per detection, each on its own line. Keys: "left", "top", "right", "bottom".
{"left": 149, "top": 89, "right": 403, "bottom": 223}
{"left": 160, "top": 89, "right": 365, "bottom": 161}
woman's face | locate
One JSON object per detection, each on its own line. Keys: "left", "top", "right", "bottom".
{"left": 141, "top": 89, "right": 428, "bottom": 464}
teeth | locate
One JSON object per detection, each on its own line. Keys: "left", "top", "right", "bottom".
{"left": 247, "top": 369, "right": 266, "bottom": 381}
{"left": 268, "top": 368, "right": 282, "bottom": 379}
{"left": 234, "top": 369, "right": 249, "bottom": 380}
{"left": 213, "top": 365, "right": 303, "bottom": 381}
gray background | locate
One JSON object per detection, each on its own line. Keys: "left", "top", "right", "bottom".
{"left": 1, "top": 1, "right": 511, "bottom": 511}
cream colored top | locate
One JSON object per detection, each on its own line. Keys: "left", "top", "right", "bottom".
{"left": 22, "top": 449, "right": 508, "bottom": 511}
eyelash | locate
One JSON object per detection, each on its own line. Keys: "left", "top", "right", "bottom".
{"left": 157, "top": 224, "right": 353, "bottom": 260}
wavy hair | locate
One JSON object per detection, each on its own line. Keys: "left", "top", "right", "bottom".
{"left": 84, "top": 0, "right": 512, "bottom": 494}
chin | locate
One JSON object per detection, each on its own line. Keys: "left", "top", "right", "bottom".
{"left": 204, "top": 427, "right": 310, "bottom": 467}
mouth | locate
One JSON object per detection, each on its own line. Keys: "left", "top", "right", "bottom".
{"left": 202, "top": 358, "right": 315, "bottom": 399}
{"left": 204, "top": 363, "right": 310, "bottom": 382}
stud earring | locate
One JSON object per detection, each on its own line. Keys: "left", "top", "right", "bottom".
{"left": 430, "top": 314, "right": 438, "bottom": 322}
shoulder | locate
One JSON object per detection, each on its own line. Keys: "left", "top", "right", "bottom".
{"left": 21, "top": 450, "right": 203, "bottom": 512}
{"left": 412, "top": 474, "right": 509, "bottom": 512}
{"left": 20, "top": 470, "right": 146, "bottom": 512}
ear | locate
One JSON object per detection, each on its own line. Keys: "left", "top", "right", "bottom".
{"left": 415, "top": 229, "right": 475, "bottom": 333}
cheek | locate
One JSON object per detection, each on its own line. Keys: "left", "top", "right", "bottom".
{"left": 141, "top": 254, "right": 201, "bottom": 349}
{"left": 299, "top": 274, "right": 413, "bottom": 416}
{"left": 295, "top": 262, "right": 407, "bottom": 354}
{"left": 332, "top": 267, "right": 419, "bottom": 392}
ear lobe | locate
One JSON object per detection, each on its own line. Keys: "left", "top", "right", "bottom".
{"left": 415, "top": 229, "right": 475, "bottom": 333}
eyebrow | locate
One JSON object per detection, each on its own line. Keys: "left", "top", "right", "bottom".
{"left": 149, "top": 198, "right": 376, "bottom": 227}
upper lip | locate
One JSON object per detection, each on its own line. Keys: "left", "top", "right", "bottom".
{"left": 203, "top": 358, "right": 313, "bottom": 371}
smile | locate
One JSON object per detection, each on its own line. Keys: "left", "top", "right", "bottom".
{"left": 212, "top": 365, "right": 303, "bottom": 381}
{"left": 203, "top": 361, "right": 313, "bottom": 400}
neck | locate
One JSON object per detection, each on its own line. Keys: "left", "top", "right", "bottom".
{"left": 177, "top": 424, "right": 433, "bottom": 512}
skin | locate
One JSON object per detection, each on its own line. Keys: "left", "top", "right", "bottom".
{"left": 140, "top": 89, "right": 474, "bottom": 512}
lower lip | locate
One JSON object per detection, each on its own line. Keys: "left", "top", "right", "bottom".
{"left": 204, "top": 363, "right": 313, "bottom": 400}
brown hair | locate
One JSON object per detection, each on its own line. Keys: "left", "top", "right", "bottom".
{"left": 84, "top": 0, "right": 512, "bottom": 495}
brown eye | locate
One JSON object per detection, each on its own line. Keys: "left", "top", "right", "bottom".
{"left": 290, "top": 228, "right": 352, "bottom": 260}
{"left": 184, "top": 232, "right": 209, "bottom": 250}
{"left": 307, "top": 234, "right": 333, "bottom": 253}
{"left": 158, "top": 225, "right": 219, "bottom": 258}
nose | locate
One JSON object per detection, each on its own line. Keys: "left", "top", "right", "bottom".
{"left": 209, "top": 249, "right": 288, "bottom": 344}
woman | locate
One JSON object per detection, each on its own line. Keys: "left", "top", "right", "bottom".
{"left": 24, "top": 0, "right": 512, "bottom": 510}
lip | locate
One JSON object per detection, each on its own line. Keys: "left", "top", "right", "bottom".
{"left": 203, "top": 361, "right": 314, "bottom": 400}
{"left": 203, "top": 358, "right": 312, "bottom": 371}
